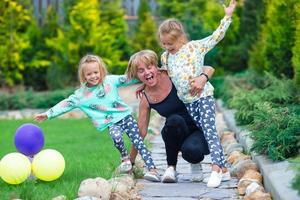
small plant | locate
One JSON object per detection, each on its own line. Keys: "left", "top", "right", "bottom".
{"left": 249, "top": 102, "right": 300, "bottom": 161}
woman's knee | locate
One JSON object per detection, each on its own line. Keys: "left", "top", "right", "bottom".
{"left": 181, "top": 131, "right": 209, "bottom": 163}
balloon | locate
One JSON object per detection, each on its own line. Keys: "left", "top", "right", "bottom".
{"left": 0, "top": 152, "right": 31, "bottom": 184}
{"left": 32, "top": 149, "right": 65, "bottom": 181}
{"left": 14, "top": 123, "right": 44, "bottom": 156}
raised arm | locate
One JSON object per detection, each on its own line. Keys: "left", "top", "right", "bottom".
{"left": 198, "top": 0, "right": 236, "bottom": 53}
{"left": 130, "top": 95, "right": 151, "bottom": 164}
{"left": 224, "top": 0, "right": 236, "bottom": 18}
{"left": 34, "top": 93, "right": 78, "bottom": 122}
{"left": 189, "top": 66, "right": 215, "bottom": 96}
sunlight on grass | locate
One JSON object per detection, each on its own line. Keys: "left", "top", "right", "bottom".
{"left": 0, "top": 118, "right": 131, "bottom": 199}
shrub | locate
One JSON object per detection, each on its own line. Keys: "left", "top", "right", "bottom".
{"left": 220, "top": 71, "right": 265, "bottom": 107}
{"left": 0, "top": 88, "right": 73, "bottom": 110}
{"left": 224, "top": 72, "right": 299, "bottom": 125}
{"left": 249, "top": 102, "right": 300, "bottom": 161}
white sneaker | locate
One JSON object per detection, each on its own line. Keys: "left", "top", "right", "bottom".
{"left": 118, "top": 160, "right": 132, "bottom": 173}
{"left": 144, "top": 171, "right": 161, "bottom": 182}
{"left": 162, "top": 166, "right": 177, "bottom": 183}
{"left": 221, "top": 171, "right": 231, "bottom": 181}
{"left": 190, "top": 163, "right": 203, "bottom": 182}
{"left": 207, "top": 171, "right": 223, "bottom": 188}
{"left": 203, "top": 171, "right": 231, "bottom": 183}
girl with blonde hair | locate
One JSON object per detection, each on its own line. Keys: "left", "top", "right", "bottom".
{"left": 35, "top": 54, "right": 160, "bottom": 182}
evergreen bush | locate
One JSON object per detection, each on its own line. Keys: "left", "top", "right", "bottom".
{"left": 249, "top": 103, "right": 300, "bottom": 161}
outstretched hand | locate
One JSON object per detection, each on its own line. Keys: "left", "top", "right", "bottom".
{"left": 224, "top": 0, "right": 236, "bottom": 17}
{"left": 34, "top": 113, "right": 48, "bottom": 122}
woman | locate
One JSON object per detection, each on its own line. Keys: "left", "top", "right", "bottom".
{"left": 126, "top": 50, "right": 214, "bottom": 183}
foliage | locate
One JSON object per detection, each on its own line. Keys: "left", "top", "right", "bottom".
{"left": 99, "top": 0, "right": 130, "bottom": 74}
{"left": 249, "top": 103, "right": 300, "bottom": 161}
{"left": 0, "top": 88, "right": 73, "bottom": 110}
{"left": 45, "top": 0, "right": 103, "bottom": 89}
{"left": 226, "top": 72, "right": 298, "bottom": 125}
{"left": 44, "top": 0, "right": 129, "bottom": 89}
{"left": 249, "top": 0, "right": 297, "bottom": 78}
{"left": 157, "top": 0, "right": 207, "bottom": 40}
{"left": 22, "top": 5, "right": 59, "bottom": 91}
{"left": 0, "top": 118, "right": 129, "bottom": 199}
{"left": 221, "top": 71, "right": 300, "bottom": 161}
{"left": 130, "top": 0, "right": 160, "bottom": 54}
{"left": 220, "top": 70, "right": 265, "bottom": 107}
{"left": 229, "top": 0, "right": 265, "bottom": 71}
{"left": 0, "top": 0, "right": 31, "bottom": 87}
{"left": 292, "top": 1, "right": 300, "bottom": 91}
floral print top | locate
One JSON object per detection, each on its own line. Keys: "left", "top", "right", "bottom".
{"left": 46, "top": 75, "right": 139, "bottom": 131}
{"left": 161, "top": 16, "right": 232, "bottom": 103}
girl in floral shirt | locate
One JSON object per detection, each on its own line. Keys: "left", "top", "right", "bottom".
{"left": 158, "top": 0, "right": 236, "bottom": 187}
{"left": 34, "top": 54, "right": 160, "bottom": 182}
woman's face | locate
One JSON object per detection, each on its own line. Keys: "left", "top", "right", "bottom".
{"left": 136, "top": 62, "right": 158, "bottom": 87}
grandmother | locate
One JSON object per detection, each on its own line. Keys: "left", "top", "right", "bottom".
{"left": 126, "top": 50, "right": 214, "bottom": 183}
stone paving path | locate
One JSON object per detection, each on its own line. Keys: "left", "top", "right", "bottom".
{"left": 136, "top": 111, "right": 239, "bottom": 200}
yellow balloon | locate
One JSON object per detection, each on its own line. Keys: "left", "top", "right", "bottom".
{"left": 0, "top": 152, "right": 31, "bottom": 184}
{"left": 32, "top": 149, "right": 65, "bottom": 181}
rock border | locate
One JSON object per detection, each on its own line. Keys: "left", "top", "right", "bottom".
{"left": 217, "top": 100, "right": 300, "bottom": 200}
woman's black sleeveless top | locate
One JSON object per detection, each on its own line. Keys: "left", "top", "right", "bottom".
{"left": 143, "top": 83, "right": 196, "bottom": 127}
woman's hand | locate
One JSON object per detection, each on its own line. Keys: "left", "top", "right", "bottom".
{"left": 189, "top": 76, "right": 207, "bottom": 97}
{"left": 135, "top": 84, "right": 145, "bottom": 99}
{"left": 34, "top": 113, "right": 48, "bottom": 122}
{"left": 224, "top": 0, "right": 236, "bottom": 17}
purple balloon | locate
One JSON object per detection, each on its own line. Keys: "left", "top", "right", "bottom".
{"left": 14, "top": 123, "right": 44, "bottom": 156}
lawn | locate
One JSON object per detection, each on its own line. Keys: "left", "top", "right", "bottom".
{"left": 0, "top": 118, "right": 131, "bottom": 199}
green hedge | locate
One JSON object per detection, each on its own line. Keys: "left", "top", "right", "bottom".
{"left": 220, "top": 71, "right": 300, "bottom": 161}
{"left": 0, "top": 88, "right": 73, "bottom": 110}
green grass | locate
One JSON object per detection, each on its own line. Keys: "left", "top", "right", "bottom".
{"left": 0, "top": 118, "right": 131, "bottom": 199}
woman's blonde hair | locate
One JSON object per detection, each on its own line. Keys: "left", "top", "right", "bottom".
{"left": 78, "top": 54, "right": 108, "bottom": 86}
{"left": 126, "top": 50, "right": 158, "bottom": 80}
{"left": 158, "top": 18, "right": 188, "bottom": 45}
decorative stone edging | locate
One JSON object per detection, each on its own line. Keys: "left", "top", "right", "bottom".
{"left": 217, "top": 100, "right": 300, "bottom": 200}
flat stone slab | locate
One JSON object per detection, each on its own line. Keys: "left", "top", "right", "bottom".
{"left": 137, "top": 111, "right": 239, "bottom": 200}
{"left": 138, "top": 181, "right": 237, "bottom": 199}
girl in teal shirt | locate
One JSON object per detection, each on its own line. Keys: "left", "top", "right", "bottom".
{"left": 34, "top": 54, "right": 160, "bottom": 182}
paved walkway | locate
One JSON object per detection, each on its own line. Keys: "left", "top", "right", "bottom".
{"left": 136, "top": 111, "right": 239, "bottom": 200}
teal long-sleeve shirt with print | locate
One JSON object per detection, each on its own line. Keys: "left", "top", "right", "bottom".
{"left": 46, "top": 75, "right": 139, "bottom": 131}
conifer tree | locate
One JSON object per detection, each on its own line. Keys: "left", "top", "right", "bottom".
{"left": 46, "top": 0, "right": 127, "bottom": 88}
{"left": 99, "top": 0, "right": 129, "bottom": 73}
{"left": 249, "top": 0, "right": 296, "bottom": 77}
{"left": 0, "top": 0, "right": 31, "bottom": 87}
{"left": 22, "top": 5, "right": 59, "bottom": 90}
{"left": 131, "top": 0, "right": 160, "bottom": 54}
{"left": 292, "top": 2, "right": 300, "bottom": 90}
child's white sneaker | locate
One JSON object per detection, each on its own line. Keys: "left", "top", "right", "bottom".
{"left": 207, "top": 171, "right": 223, "bottom": 188}
{"left": 221, "top": 171, "right": 231, "bottom": 181}
{"left": 162, "top": 166, "right": 177, "bottom": 183}
{"left": 118, "top": 160, "right": 132, "bottom": 173}
{"left": 203, "top": 171, "right": 231, "bottom": 183}
{"left": 144, "top": 171, "right": 161, "bottom": 182}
